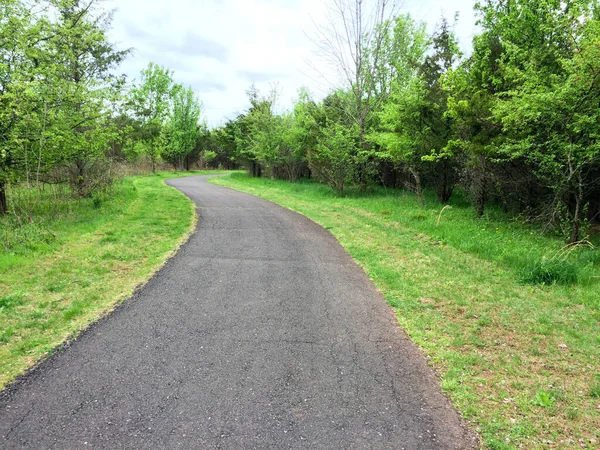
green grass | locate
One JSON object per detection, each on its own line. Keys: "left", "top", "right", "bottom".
{"left": 0, "top": 170, "right": 227, "bottom": 389}
{"left": 211, "top": 173, "right": 600, "bottom": 450}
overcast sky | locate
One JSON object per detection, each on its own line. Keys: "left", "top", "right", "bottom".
{"left": 105, "top": 0, "right": 479, "bottom": 128}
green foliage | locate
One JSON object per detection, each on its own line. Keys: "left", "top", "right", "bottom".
{"left": 128, "top": 63, "right": 175, "bottom": 172}
{"left": 238, "top": 85, "right": 283, "bottom": 176}
{"left": 2, "top": 0, "right": 600, "bottom": 242}
{"left": 446, "top": 0, "right": 600, "bottom": 239}
{"left": 125, "top": 64, "right": 210, "bottom": 172}
{"left": 310, "top": 121, "right": 360, "bottom": 194}
{"left": 213, "top": 2, "right": 600, "bottom": 243}
{"left": 231, "top": 86, "right": 314, "bottom": 181}
{"left": 532, "top": 390, "right": 556, "bottom": 408}
{"left": 369, "top": 14, "right": 429, "bottom": 164}
{"left": 495, "top": 13, "right": 600, "bottom": 243}
{"left": 204, "top": 150, "right": 216, "bottom": 163}
{"left": 200, "top": 121, "right": 239, "bottom": 170}
{"left": 0, "top": 0, "right": 130, "bottom": 210}
{"left": 0, "top": 0, "right": 30, "bottom": 190}
{"left": 160, "top": 85, "right": 203, "bottom": 170}
{"left": 0, "top": 293, "right": 25, "bottom": 312}
{"left": 590, "top": 375, "right": 600, "bottom": 398}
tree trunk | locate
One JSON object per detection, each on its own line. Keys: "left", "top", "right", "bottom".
{"left": 0, "top": 181, "right": 8, "bottom": 215}
{"left": 76, "top": 160, "right": 86, "bottom": 197}
{"left": 435, "top": 159, "right": 454, "bottom": 203}
{"left": 358, "top": 121, "right": 369, "bottom": 191}
{"left": 475, "top": 181, "right": 486, "bottom": 217}
{"left": 476, "top": 187, "right": 485, "bottom": 217}
{"left": 408, "top": 166, "right": 424, "bottom": 207}
{"left": 570, "top": 209, "right": 581, "bottom": 244}
{"left": 474, "top": 156, "right": 486, "bottom": 217}
{"left": 569, "top": 174, "right": 584, "bottom": 244}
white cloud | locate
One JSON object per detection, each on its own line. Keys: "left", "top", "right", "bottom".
{"left": 106, "top": 0, "right": 479, "bottom": 127}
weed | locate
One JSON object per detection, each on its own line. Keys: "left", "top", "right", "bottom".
{"left": 521, "top": 241, "right": 596, "bottom": 285}
{"left": 92, "top": 196, "right": 103, "bottom": 209}
{"left": 590, "top": 375, "right": 600, "bottom": 399}
{"left": 0, "top": 294, "right": 25, "bottom": 312}
{"left": 436, "top": 205, "right": 452, "bottom": 226}
{"left": 0, "top": 328, "right": 15, "bottom": 344}
{"left": 533, "top": 390, "right": 556, "bottom": 408}
{"left": 63, "top": 302, "right": 85, "bottom": 321}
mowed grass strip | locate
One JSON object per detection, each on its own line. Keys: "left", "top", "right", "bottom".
{"left": 0, "top": 171, "right": 221, "bottom": 390}
{"left": 211, "top": 173, "right": 600, "bottom": 450}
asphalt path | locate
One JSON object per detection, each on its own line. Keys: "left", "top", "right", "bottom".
{"left": 0, "top": 175, "right": 477, "bottom": 449}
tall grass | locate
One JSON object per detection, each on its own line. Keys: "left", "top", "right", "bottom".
{"left": 1, "top": 181, "right": 117, "bottom": 255}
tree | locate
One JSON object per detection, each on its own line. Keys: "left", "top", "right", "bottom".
{"left": 444, "top": 68, "right": 500, "bottom": 216}
{"left": 280, "top": 88, "right": 320, "bottom": 182}
{"left": 418, "top": 17, "right": 462, "bottom": 203}
{"left": 129, "top": 62, "right": 175, "bottom": 172}
{"left": 442, "top": 15, "right": 507, "bottom": 216}
{"left": 449, "top": 0, "right": 599, "bottom": 239}
{"left": 206, "top": 120, "right": 240, "bottom": 170}
{"left": 161, "top": 84, "right": 202, "bottom": 171}
{"left": 47, "top": 0, "right": 129, "bottom": 196}
{"left": 0, "top": 0, "right": 23, "bottom": 213}
{"left": 372, "top": 77, "right": 429, "bottom": 204}
{"left": 239, "top": 85, "right": 281, "bottom": 178}
{"left": 0, "top": 0, "right": 43, "bottom": 214}
{"left": 495, "top": 9, "right": 600, "bottom": 242}
{"left": 313, "top": 0, "right": 398, "bottom": 188}
{"left": 368, "top": 14, "right": 430, "bottom": 203}
{"left": 310, "top": 121, "right": 359, "bottom": 195}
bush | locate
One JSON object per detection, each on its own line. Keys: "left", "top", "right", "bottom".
{"left": 60, "top": 158, "right": 123, "bottom": 198}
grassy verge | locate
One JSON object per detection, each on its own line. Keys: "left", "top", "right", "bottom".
{"left": 0, "top": 170, "right": 225, "bottom": 390}
{"left": 211, "top": 173, "right": 600, "bottom": 450}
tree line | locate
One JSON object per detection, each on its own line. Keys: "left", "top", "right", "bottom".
{"left": 210, "top": 0, "right": 600, "bottom": 244}
{"left": 2, "top": 0, "right": 599, "bottom": 244}
{"left": 0, "top": 0, "right": 207, "bottom": 217}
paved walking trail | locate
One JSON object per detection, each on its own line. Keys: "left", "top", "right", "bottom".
{"left": 0, "top": 175, "right": 477, "bottom": 449}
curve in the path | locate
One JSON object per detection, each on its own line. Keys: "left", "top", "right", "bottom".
{"left": 0, "top": 175, "right": 477, "bottom": 449}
